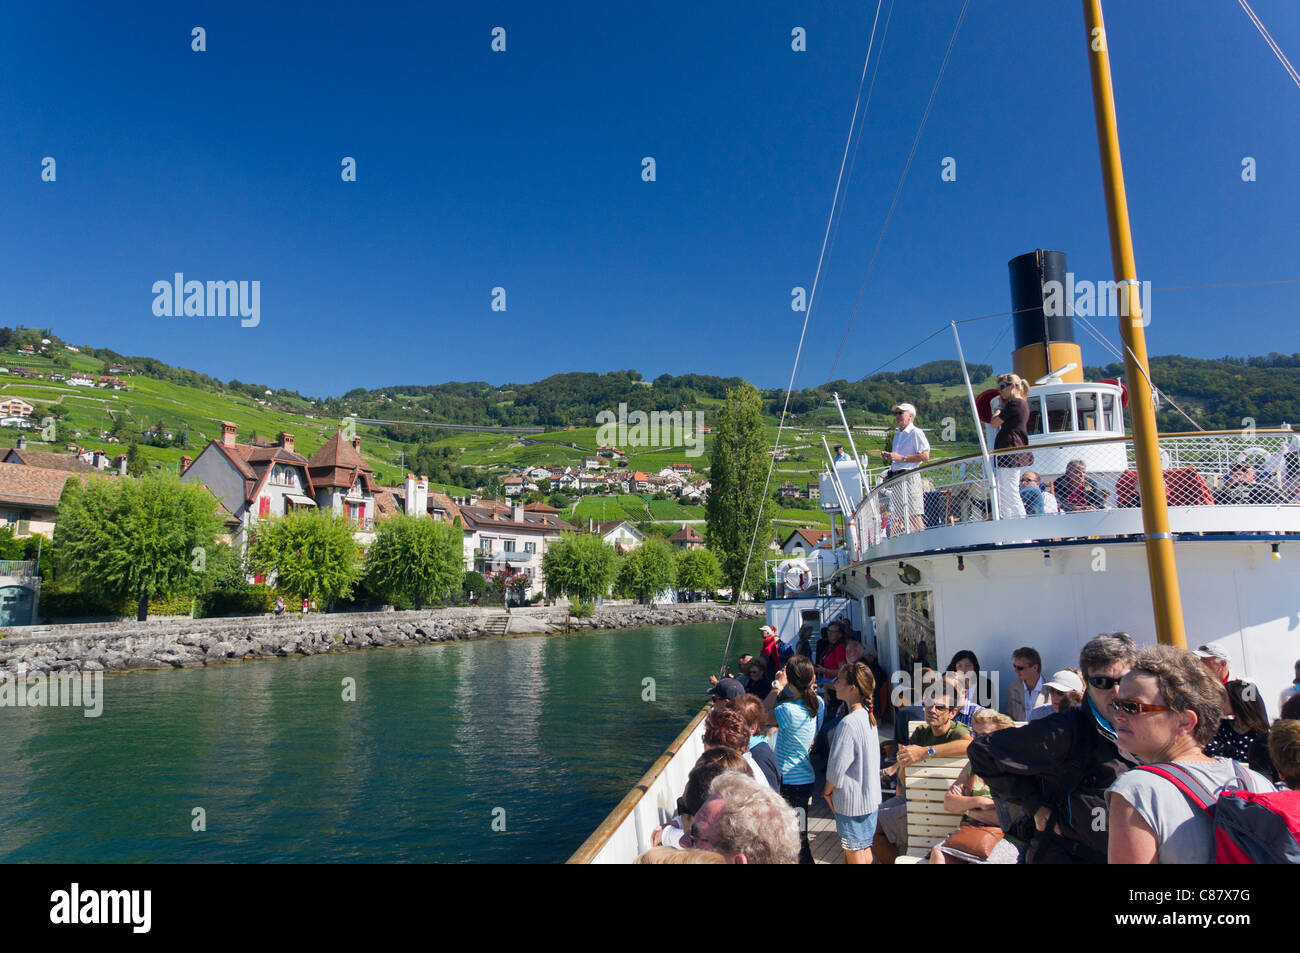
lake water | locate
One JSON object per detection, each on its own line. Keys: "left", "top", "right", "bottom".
{"left": 0, "top": 619, "right": 762, "bottom": 863}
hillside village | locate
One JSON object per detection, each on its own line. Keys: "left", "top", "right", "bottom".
{"left": 2, "top": 324, "right": 1299, "bottom": 624}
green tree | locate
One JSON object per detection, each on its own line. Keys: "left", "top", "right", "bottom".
{"left": 617, "top": 538, "right": 677, "bottom": 603}
{"left": 125, "top": 438, "right": 149, "bottom": 477}
{"left": 705, "top": 382, "right": 772, "bottom": 600}
{"left": 364, "top": 515, "right": 464, "bottom": 608}
{"left": 675, "top": 547, "right": 722, "bottom": 593}
{"left": 54, "top": 473, "right": 222, "bottom": 620}
{"left": 541, "top": 531, "right": 618, "bottom": 602}
{"left": 246, "top": 510, "right": 359, "bottom": 606}
{"left": 463, "top": 569, "right": 486, "bottom": 596}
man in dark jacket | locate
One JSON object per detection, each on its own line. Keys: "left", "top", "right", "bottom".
{"left": 968, "top": 632, "right": 1139, "bottom": 863}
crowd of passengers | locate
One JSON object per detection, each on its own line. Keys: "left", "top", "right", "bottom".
{"left": 866, "top": 376, "right": 1299, "bottom": 536}
{"left": 636, "top": 622, "right": 1300, "bottom": 864}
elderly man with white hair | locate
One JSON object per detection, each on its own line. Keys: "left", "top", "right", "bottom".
{"left": 688, "top": 771, "right": 801, "bottom": 864}
{"left": 879, "top": 402, "right": 930, "bottom": 533}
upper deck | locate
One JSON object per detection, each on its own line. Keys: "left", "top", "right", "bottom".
{"left": 841, "top": 429, "right": 1300, "bottom": 562}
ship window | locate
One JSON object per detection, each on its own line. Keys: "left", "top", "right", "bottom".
{"left": 1044, "top": 393, "right": 1073, "bottom": 433}
{"left": 893, "top": 589, "right": 936, "bottom": 677}
{"left": 1026, "top": 396, "right": 1044, "bottom": 436}
{"left": 1075, "top": 392, "right": 1102, "bottom": 431}
{"left": 1102, "top": 392, "right": 1118, "bottom": 431}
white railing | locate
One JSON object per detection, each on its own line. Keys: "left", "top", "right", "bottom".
{"left": 568, "top": 707, "right": 709, "bottom": 864}
{"left": 852, "top": 430, "right": 1300, "bottom": 555}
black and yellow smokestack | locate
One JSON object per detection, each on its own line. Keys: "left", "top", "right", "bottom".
{"left": 1008, "top": 249, "right": 1084, "bottom": 384}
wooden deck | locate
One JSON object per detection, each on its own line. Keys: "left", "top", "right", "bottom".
{"left": 805, "top": 773, "right": 902, "bottom": 865}
{"left": 808, "top": 787, "right": 847, "bottom": 864}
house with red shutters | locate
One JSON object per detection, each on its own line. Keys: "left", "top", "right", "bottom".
{"left": 179, "top": 421, "right": 316, "bottom": 550}
{"left": 306, "top": 430, "right": 379, "bottom": 541}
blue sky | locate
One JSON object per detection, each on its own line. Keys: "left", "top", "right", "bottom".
{"left": 2, "top": 1, "right": 1298, "bottom": 398}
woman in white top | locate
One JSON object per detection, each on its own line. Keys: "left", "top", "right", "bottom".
{"left": 1106, "top": 645, "right": 1276, "bottom": 864}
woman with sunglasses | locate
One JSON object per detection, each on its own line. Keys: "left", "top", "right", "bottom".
{"left": 988, "top": 373, "right": 1031, "bottom": 518}
{"left": 968, "top": 632, "right": 1140, "bottom": 864}
{"left": 1106, "top": 645, "right": 1276, "bottom": 864}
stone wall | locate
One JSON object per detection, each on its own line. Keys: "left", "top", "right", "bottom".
{"left": 0, "top": 602, "right": 765, "bottom": 679}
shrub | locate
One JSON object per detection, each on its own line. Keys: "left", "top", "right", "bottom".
{"left": 570, "top": 598, "right": 595, "bottom": 618}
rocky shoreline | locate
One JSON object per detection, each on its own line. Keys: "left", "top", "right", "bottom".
{"left": 0, "top": 602, "right": 765, "bottom": 679}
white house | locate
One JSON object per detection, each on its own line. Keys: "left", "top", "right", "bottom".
{"left": 459, "top": 502, "right": 575, "bottom": 599}
{"left": 585, "top": 518, "right": 646, "bottom": 553}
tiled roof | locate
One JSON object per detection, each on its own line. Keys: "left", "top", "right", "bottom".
{"left": 669, "top": 524, "right": 704, "bottom": 542}
{"left": 586, "top": 519, "right": 646, "bottom": 540}
{"left": 428, "top": 491, "right": 461, "bottom": 523}
{"left": 205, "top": 439, "right": 314, "bottom": 502}
{"left": 374, "top": 487, "right": 401, "bottom": 517}
{"left": 784, "top": 528, "right": 830, "bottom": 548}
{"left": 0, "top": 462, "right": 87, "bottom": 508}
{"left": 458, "top": 503, "right": 574, "bottom": 534}
{"left": 306, "top": 432, "right": 374, "bottom": 491}
{"left": 4, "top": 449, "right": 104, "bottom": 474}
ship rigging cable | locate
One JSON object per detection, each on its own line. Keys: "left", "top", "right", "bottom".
{"left": 1237, "top": 0, "right": 1300, "bottom": 91}
{"left": 827, "top": 0, "right": 972, "bottom": 383}
{"left": 715, "top": 0, "right": 887, "bottom": 675}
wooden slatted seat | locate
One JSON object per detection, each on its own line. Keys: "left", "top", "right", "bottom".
{"left": 894, "top": 757, "right": 969, "bottom": 864}
{"left": 891, "top": 721, "right": 1025, "bottom": 864}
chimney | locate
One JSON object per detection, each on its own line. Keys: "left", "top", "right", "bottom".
{"left": 16, "top": 435, "right": 26, "bottom": 451}
{"left": 279, "top": 432, "right": 295, "bottom": 454}
{"left": 180, "top": 454, "right": 192, "bottom": 475}
{"left": 509, "top": 504, "right": 524, "bottom": 523}
{"left": 404, "top": 473, "right": 418, "bottom": 516}
{"left": 221, "top": 421, "right": 237, "bottom": 447}
{"left": 352, "top": 435, "right": 361, "bottom": 452}
{"left": 92, "top": 449, "right": 104, "bottom": 469}
{"left": 118, "top": 454, "right": 128, "bottom": 476}
{"left": 416, "top": 476, "right": 429, "bottom": 517}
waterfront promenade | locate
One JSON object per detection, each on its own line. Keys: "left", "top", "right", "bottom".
{"left": 0, "top": 601, "right": 765, "bottom": 680}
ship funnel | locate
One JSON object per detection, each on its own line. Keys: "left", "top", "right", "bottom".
{"left": 1008, "top": 249, "right": 1084, "bottom": 384}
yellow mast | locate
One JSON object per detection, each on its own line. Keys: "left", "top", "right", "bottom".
{"left": 1082, "top": 0, "right": 1186, "bottom": 648}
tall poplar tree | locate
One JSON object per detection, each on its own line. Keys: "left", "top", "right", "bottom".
{"left": 705, "top": 383, "right": 772, "bottom": 600}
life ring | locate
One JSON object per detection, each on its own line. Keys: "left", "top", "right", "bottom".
{"left": 779, "top": 560, "right": 814, "bottom": 592}
{"left": 975, "top": 388, "right": 999, "bottom": 424}
{"left": 1099, "top": 378, "right": 1129, "bottom": 408}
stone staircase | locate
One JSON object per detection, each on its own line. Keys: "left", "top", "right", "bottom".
{"left": 481, "top": 613, "right": 510, "bottom": 636}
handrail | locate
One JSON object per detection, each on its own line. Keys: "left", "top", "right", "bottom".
{"left": 851, "top": 430, "right": 1300, "bottom": 556}
{"left": 567, "top": 704, "right": 710, "bottom": 864}
{"left": 878, "top": 429, "right": 1298, "bottom": 483}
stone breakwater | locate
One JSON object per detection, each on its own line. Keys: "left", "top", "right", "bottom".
{"left": 0, "top": 603, "right": 765, "bottom": 679}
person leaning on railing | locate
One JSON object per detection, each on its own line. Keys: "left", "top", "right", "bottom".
{"left": 989, "top": 374, "right": 1032, "bottom": 519}
{"left": 878, "top": 402, "right": 930, "bottom": 533}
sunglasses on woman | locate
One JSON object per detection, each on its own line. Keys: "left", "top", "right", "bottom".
{"left": 1110, "top": 699, "right": 1172, "bottom": 715}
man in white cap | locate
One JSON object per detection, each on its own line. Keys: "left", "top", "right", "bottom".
{"left": 1193, "top": 641, "right": 1234, "bottom": 685}
{"left": 1196, "top": 639, "right": 1271, "bottom": 734}
{"left": 1033, "top": 669, "right": 1086, "bottom": 719}
{"left": 879, "top": 402, "right": 930, "bottom": 532}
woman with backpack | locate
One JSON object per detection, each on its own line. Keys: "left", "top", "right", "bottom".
{"left": 1106, "top": 645, "right": 1277, "bottom": 864}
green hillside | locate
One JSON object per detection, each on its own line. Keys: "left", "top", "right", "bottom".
{"left": 6, "top": 325, "right": 1296, "bottom": 539}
